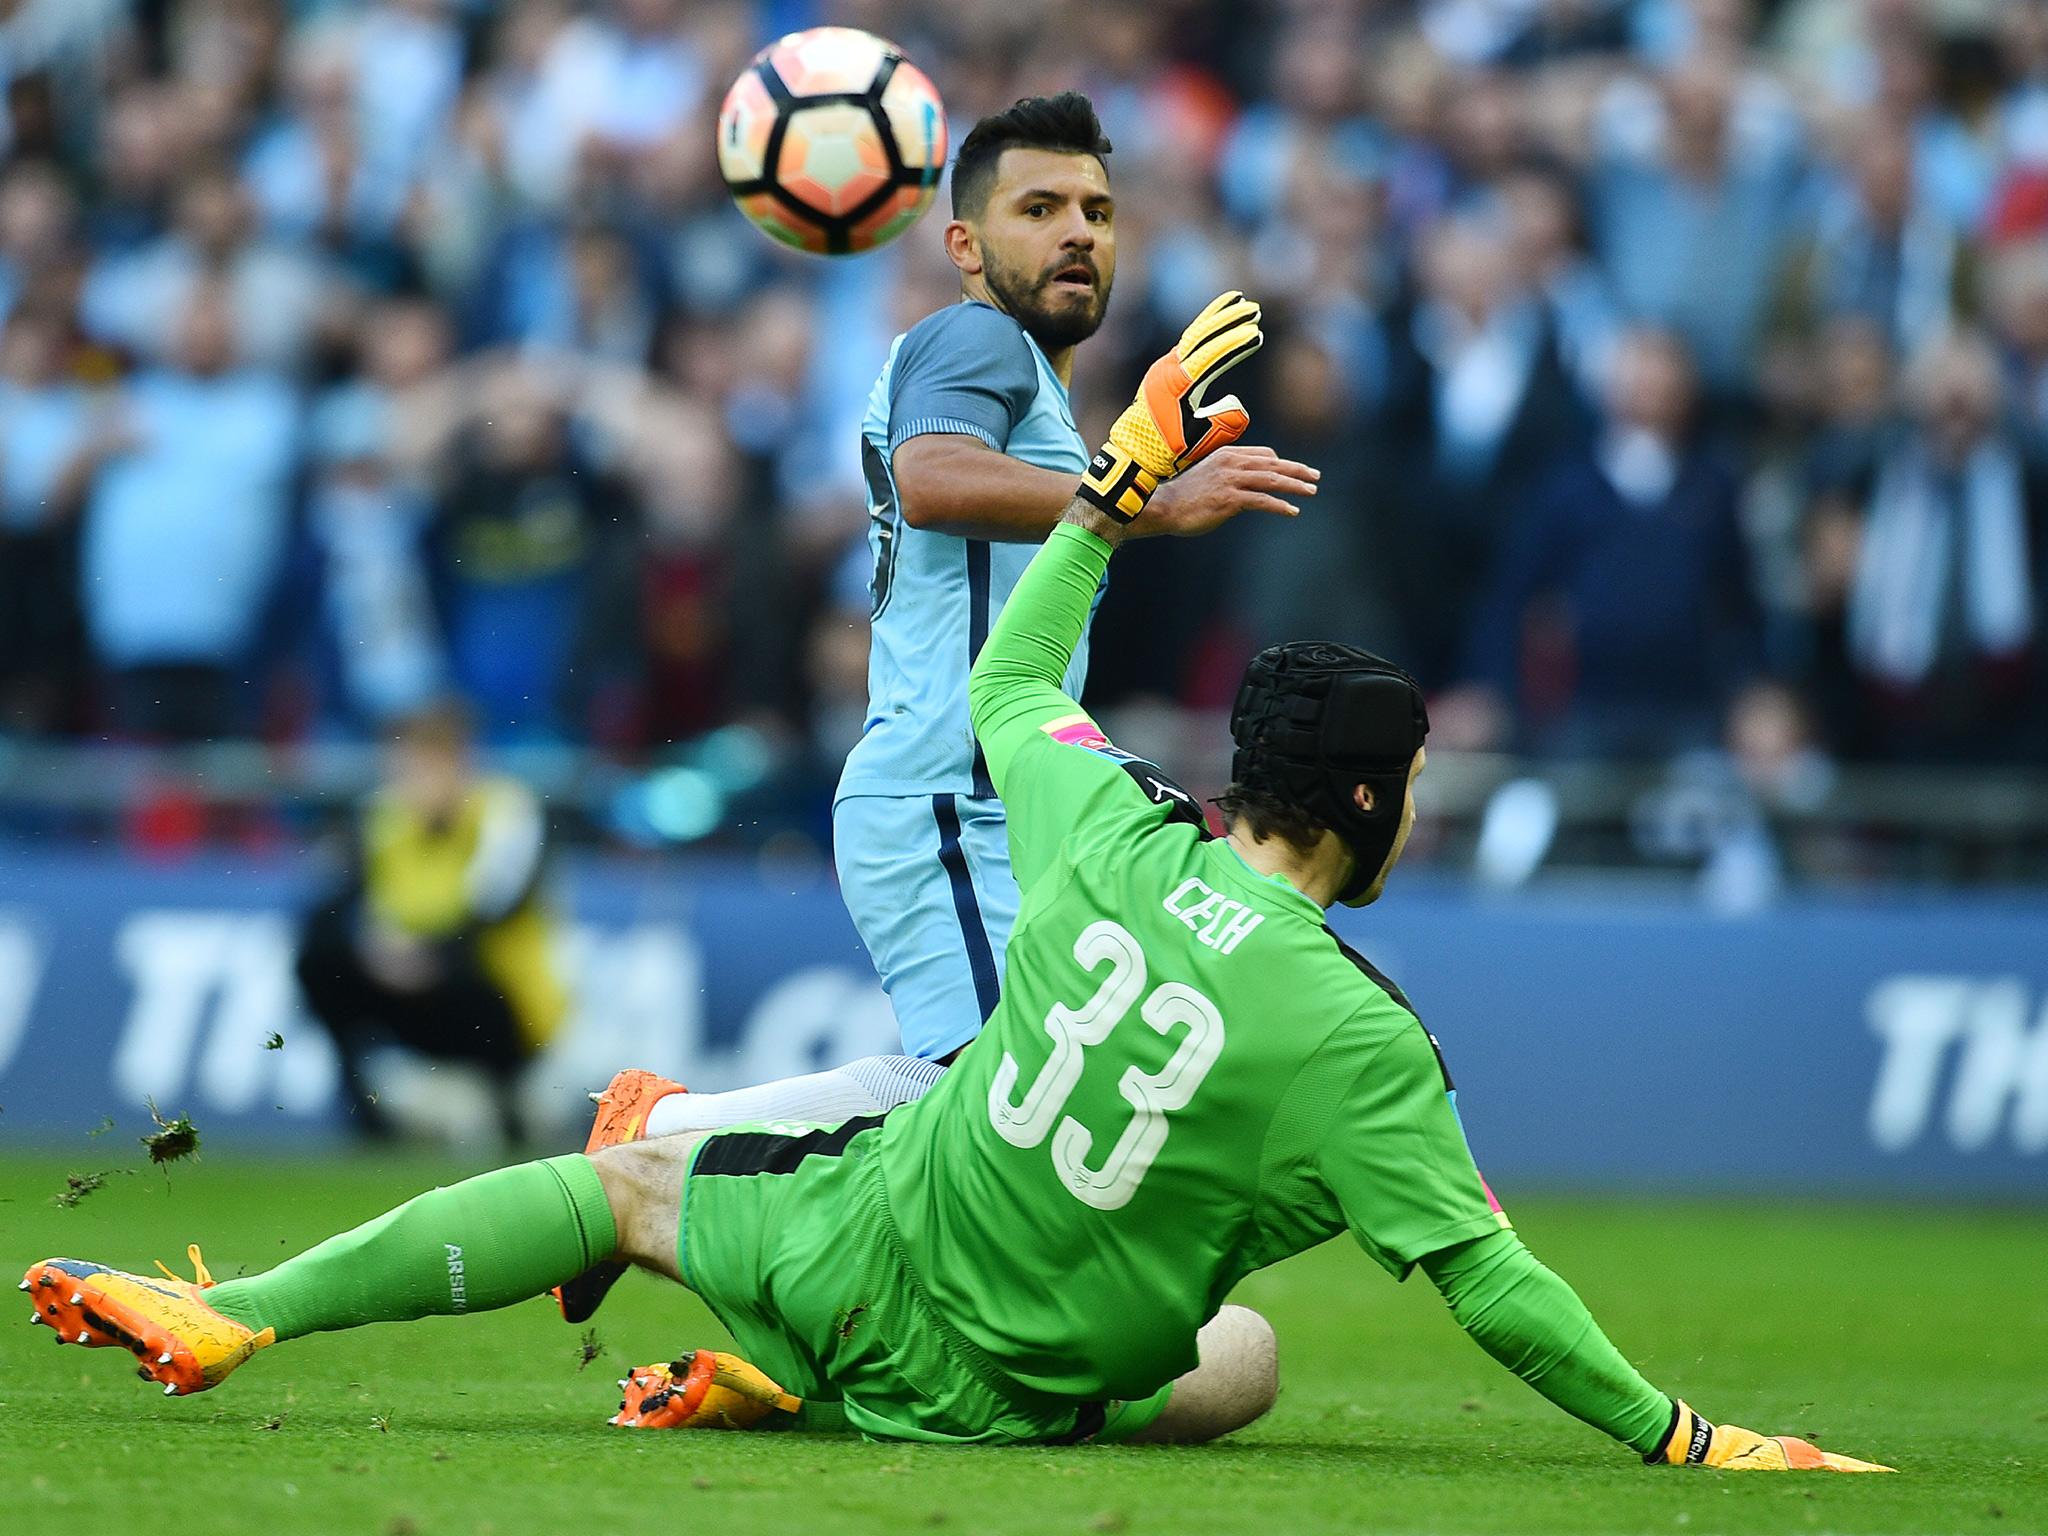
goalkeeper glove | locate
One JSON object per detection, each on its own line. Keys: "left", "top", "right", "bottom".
{"left": 1649, "top": 1400, "right": 1894, "bottom": 1472}
{"left": 1079, "top": 290, "right": 1263, "bottom": 522}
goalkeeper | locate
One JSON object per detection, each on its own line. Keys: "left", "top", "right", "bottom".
{"left": 26, "top": 295, "right": 1889, "bottom": 1470}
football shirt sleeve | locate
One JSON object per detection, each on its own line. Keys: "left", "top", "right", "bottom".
{"left": 968, "top": 523, "right": 1183, "bottom": 889}
{"left": 1420, "top": 1228, "right": 1676, "bottom": 1455}
{"left": 887, "top": 302, "right": 1040, "bottom": 454}
{"left": 1313, "top": 1018, "right": 1508, "bottom": 1279}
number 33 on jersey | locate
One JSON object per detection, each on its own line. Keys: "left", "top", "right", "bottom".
{"left": 989, "top": 919, "right": 1226, "bottom": 1211}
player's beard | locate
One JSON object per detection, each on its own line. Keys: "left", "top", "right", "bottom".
{"left": 982, "top": 245, "right": 1110, "bottom": 352}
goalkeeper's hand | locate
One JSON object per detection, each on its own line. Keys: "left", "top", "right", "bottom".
{"left": 1649, "top": 1400, "right": 1894, "bottom": 1472}
{"left": 1080, "top": 291, "right": 1263, "bottom": 522}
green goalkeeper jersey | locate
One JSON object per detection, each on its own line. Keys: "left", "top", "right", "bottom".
{"left": 877, "top": 523, "right": 1507, "bottom": 1404}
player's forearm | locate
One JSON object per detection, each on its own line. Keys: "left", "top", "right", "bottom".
{"left": 894, "top": 436, "right": 1084, "bottom": 541}
{"left": 1422, "top": 1229, "right": 1674, "bottom": 1456}
{"left": 967, "top": 506, "right": 1120, "bottom": 779}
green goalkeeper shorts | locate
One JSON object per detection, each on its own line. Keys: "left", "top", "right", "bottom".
{"left": 678, "top": 1118, "right": 1169, "bottom": 1445}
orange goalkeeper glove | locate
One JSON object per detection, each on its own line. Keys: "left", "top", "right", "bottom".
{"left": 1079, "top": 290, "right": 1263, "bottom": 522}
{"left": 1649, "top": 1400, "right": 1894, "bottom": 1472}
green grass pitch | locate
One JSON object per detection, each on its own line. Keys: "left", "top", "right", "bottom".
{"left": 1, "top": 1152, "right": 2042, "bottom": 1536}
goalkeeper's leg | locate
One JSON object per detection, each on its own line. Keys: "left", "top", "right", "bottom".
{"left": 21, "top": 1137, "right": 714, "bottom": 1398}
{"left": 554, "top": 1056, "right": 948, "bottom": 1325}
{"left": 1114, "top": 1305, "right": 1278, "bottom": 1445}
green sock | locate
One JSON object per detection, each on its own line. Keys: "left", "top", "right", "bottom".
{"left": 207, "top": 1154, "right": 618, "bottom": 1342}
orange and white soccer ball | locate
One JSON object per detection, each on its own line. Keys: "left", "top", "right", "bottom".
{"left": 717, "top": 27, "right": 948, "bottom": 257}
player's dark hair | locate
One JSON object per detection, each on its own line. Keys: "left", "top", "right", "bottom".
{"left": 950, "top": 92, "right": 1112, "bottom": 220}
{"left": 1214, "top": 781, "right": 1329, "bottom": 854}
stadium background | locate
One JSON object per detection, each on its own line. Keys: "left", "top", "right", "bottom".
{"left": 0, "top": 0, "right": 2044, "bottom": 1194}
{"left": 2, "top": 7, "right": 2045, "bottom": 1534}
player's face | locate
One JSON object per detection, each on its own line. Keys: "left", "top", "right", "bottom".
{"left": 1344, "top": 748, "right": 1425, "bottom": 908}
{"left": 387, "top": 738, "right": 468, "bottom": 820}
{"left": 974, "top": 148, "right": 1115, "bottom": 352}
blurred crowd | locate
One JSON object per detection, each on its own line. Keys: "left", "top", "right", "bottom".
{"left": 1, "top": 0, "right": 2045, "bottom": 818}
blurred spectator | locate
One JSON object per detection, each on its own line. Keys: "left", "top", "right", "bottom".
{"left": 1440, "top": 68, "right": 1527, "bottom": 207}
{"left": 1988, "top": 1, "right": 2048, "bottom": 242}
{"left": 1801, "top": 316, "right": 1897, "bottom": 498}
{"left": 1442, "top": 327, "right": 1764, "bottom": 758}
{"left": 1589, "top": 55, "right": 1804, "bottom": 397}
{"left": 1231, "top": 323, "right": 1401, "bottom": 658}
{"left": 241, "top": 7, "right": 459, "bottom": 284}
{"left": 0, "top": 158, "right": 74, "bottom": 321}
{"left": 567, "top": 348, "right": 745, "bottom": 743}
{"left": 1216, "top": 16, "right": 1381, "bottom": 230}
{"left": 1805, "top": 329, "right": 2047, "bottom": 762}
{"left": 1987, "top": 240, "right": 2048, "bottom": 443}
{"left": 87, "top": 86, "right": 186, "bottom": 254}
{"left": 351, "top": 0, "right": 466, "bottom": 215}
{"left": 0, "top": 305, "right": 110, "bottom": 732}
{"left": 81, "top": 282, "right": 299, "bottom": 741}
{"left": 1497, "top": 155, "right": 1623, "bottom": 398}
{"left": 303, "top": 298, "right": 455, "bottom": 729}
{"left": 0, "top": 0, "right": 129, "bottom": 162}
{"left": 1866, "top": 17, "right": 1993, "bottom": 233}
{"left": 1380, "top": 208, "right": 1589, "bottom": 683}
{"left": 295, "top": 700, "right": 566, "bottom": 1143}
{"left": 498, "top": 0, "right": 705, "bottom": 208}
{"left": 1777, "top": 116, "right": 1973, "bottom": 362}
{"left": 471, "top": 218, "right": 662, "bottom": 359}
{"left": 1374, "top": 31, "right": 1458, "bottom": 245}
{"left": 429, "top": 363, "right": 638, "bottom": 741}
{"left": 80, "top": 161, "right": 331, "bottom": 371}
{"left": 161, "top": 0, "right": 292, "bottom": 166}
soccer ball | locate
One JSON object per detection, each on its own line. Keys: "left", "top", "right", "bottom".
{"left": 716, "top": 27, "right": 948, "bottom": 257}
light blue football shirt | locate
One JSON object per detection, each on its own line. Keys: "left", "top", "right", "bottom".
{"left": 837, "top": 300, "right": 1097, "bottom": 801}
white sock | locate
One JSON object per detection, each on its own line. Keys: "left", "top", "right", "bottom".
{"left": 643, "top": 1055, "right": 948, "bottom": 1137}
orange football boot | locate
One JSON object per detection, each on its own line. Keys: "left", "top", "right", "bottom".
{"left": 552, "top": 1068, "right": 688, "bottom": 1323}
{"left": 21, "top": 1246, "right": 271, "bottom": 1397}
{"left": 611, "top": 1349, "right": 801, "bottom": 1430}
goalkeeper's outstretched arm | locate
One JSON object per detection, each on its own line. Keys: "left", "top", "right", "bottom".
{"left": 969, "top": 293, "right": 1305, "bottom": 887}
{"left": 967, "top": 508, "right": 1126, "bottom": 791}
{"left": 1420, "top": 1229, "right": 1893, "bottom": 1471}
{"left": 969, "top": 289, "right": 1291, "bottom": 788}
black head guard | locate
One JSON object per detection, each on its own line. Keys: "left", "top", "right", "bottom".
{"left": 1228, "top": 642, "right": 1429, "bottom": 904}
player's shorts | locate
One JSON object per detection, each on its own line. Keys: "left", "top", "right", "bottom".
{"left": 832, "top": 792, "right": 1019, "bottom": 1061}
{"left": 678, "top": 1119, "right": 1169, "bottom": 1445}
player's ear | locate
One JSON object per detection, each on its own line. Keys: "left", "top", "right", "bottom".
{"left": 943, "top": 219, "right": 982, "bottom": 276}
{"left": 1353, "top": 783, "right": 1375, "bottom": 814}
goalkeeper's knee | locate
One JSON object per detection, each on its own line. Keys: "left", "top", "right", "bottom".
{"left": 1128, "top": 1305, "right": 1278, "bottom": 1445}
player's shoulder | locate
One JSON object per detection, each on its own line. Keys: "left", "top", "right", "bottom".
{"left": 1303, "top": 926, "right": 1428, "bottom": 1042}
{"left": 894, "top": 300, "right": 1037, "bottom": 377}
{"left": 1317, "top": 928, "right": 1456, "bottom": 1083}
{"left": 1320, "top": 927, "right": 1421, "bottom": 1021}
{"left": 1031, "top": 714, "right": 1211, "bottom": 834}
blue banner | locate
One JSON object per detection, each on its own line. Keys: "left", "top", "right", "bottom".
{"left": 0, "top": 850, "right": 2041, "bottom": 1195}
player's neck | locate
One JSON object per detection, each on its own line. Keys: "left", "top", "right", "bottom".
{"left": 1224, "top": 824, "right": 1347, "bottom": 909}
{"left": 957, "top": 281, "right": 1077, "bottom": 387}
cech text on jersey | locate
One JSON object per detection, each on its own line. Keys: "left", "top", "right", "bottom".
{"left": 1162, "top": 878, "right": 1264, "bottom": 956}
